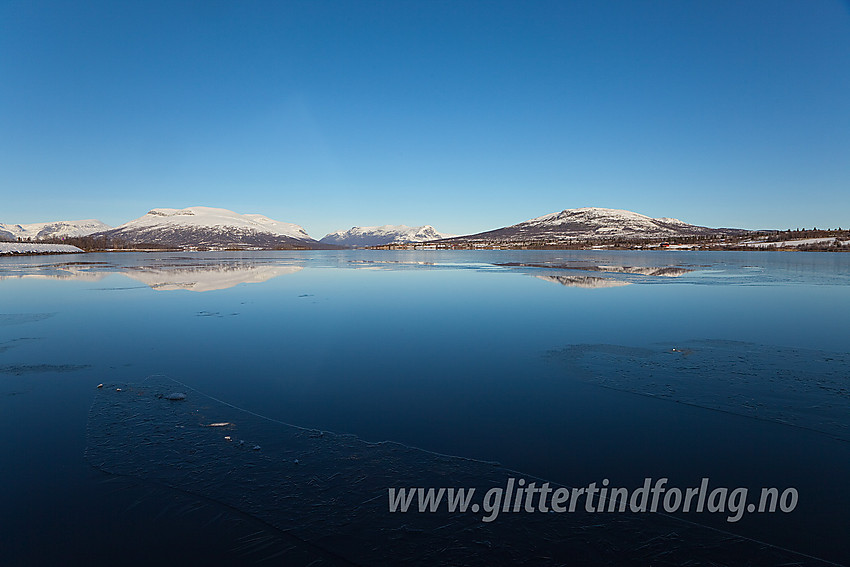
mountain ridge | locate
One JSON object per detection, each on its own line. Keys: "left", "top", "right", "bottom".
{"left": 435, "top": 207, "right": 748, "bottom": 246}
{"left": 0, "top": 219, "right": 111, "bottom": 241}
{"left": 320, "top": 225, "right": 452, "bottom": 247}
{"left": 2, "top": 206, "right": 754, "bottom": 250}
{"left": 92, "top": 206, "right": 329, "bottom": 250}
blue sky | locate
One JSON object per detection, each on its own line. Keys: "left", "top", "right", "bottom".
{"left": 1, "top": 0, "right": 848, "bottom": 238}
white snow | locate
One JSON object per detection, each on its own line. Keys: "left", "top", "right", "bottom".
{"left": 527, "top": 207, "right": 654, "bottom": 225}
{"left": 0, "top": 219, "right": 111, "bottom": 240}
{"left": 321, "top": 224, "right": 453, "bottom": 245}
{"left": 114, "top": 207, "right": 312, "bottom": 240}
{"left": 519, "top": 208, "right": 702, "bottom": 236}
{"left": 0, "top": 243, "right": 84, "bottom": 254}
{"left": 655, "top": 217, "right": 690, "bottom": 225}
{"left": 737, "top": 237, "right": 841, "bottom": 248}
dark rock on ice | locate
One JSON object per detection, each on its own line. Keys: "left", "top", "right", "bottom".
{"left": 162, "top": 392, "right": 187, "bottom": 401}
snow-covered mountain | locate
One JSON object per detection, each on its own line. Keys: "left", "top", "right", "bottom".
{"left": 95, "top": 206, "right": 328, "bottom": 249}
{"left": 0, "top": 219, "right": 111, "bottom": 241}
{"left": 441, "top": 207, "right": 746, "bottom": 245}
{"left": 320, "top": 225, "right": 453, "bottom": 247}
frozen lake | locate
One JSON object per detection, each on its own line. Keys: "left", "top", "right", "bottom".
{"left": 1, "top": 250, "right": 848, "bottom": 565}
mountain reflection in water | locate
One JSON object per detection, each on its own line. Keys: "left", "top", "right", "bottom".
{"left": 0, "top": 259, "right": 303, "bottom": 291}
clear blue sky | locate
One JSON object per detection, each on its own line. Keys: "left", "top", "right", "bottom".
{"left": 1, "top": 0, "right": 848, "bottom": 238}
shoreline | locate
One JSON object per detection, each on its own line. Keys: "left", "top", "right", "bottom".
{"left": 2, "top": 246, "right": 848, "bottom": 257}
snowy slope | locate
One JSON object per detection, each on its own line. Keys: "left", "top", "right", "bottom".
{"left": 98, "top": 206, "right": 324, "bottom": 249}
{"left": 320, "top": 225, "right": 453, "bottom": 247}
{"left": 512, "top": 208, "right": 714, "bottom": 237}
{"left": 737, "top": 237, "right": 844, "bottom": 248}
{"left": 0, "top": 219, "right": 111, "bottom": 240}
{"left": 111, "top": 207, "right": 310, "bottom": 239}
{"left": 445, "top": 207, "right": 743, "bottom": 244}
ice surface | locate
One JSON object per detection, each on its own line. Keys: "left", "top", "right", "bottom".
{"left": 0, "top": 338, "right": 41, "bottom": 353}
{"left": 86, "top": 375, "right": 836, "bottom": 566}
{"left": 3, "top": 249, "right": 849, "bottom": 291}
{"left": 0, "top": 313, "right": 56, "bottom": 326}
{"left": 0, "top": 364, "right": 90, "bottom": 375}
{"left": 548, "top": 340, "right": 850, "bottom": 441}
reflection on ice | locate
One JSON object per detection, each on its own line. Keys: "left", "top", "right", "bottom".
{"left": 536, "top": 275, "right": 631, "bottom": 288}
{"left": 120, "top": 263, "right": 302, "bottom": 292}
{"left": 0, "top": 258, "right": 303, "bottom": 291}
{"left": 496, "top": 261, "right": 694, "bottom": 276}
{"left": 2, "top": 250, "right": 849, "bottom": 292}
{"left": 0, "top": 261, "right": 110, "bottom": 282}
{"left": 594, "top": 265, "right": 693, "bottom": 277}
{"left": 498, "top": 260, "right": 695, "bottom": 288}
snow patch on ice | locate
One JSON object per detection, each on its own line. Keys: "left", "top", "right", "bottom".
{"left": 0, "top": 243, "right": 84, "bottom": 255}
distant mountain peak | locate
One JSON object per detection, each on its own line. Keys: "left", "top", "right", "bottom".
{"left": 320, "top": 224, "right": 453, "bottom": 247}
{"left": 0, "top": 219, "right": 112, "bottom": 241}
{"left": 98, "top": 206, "right": 327, "bottom": 249}
{"left": 439, "top": 207, "right": 745, "bottom": 245}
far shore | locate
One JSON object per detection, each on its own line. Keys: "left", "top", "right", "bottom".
{"left": 2, "top": 240, "right": 849, "bottom": 257}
